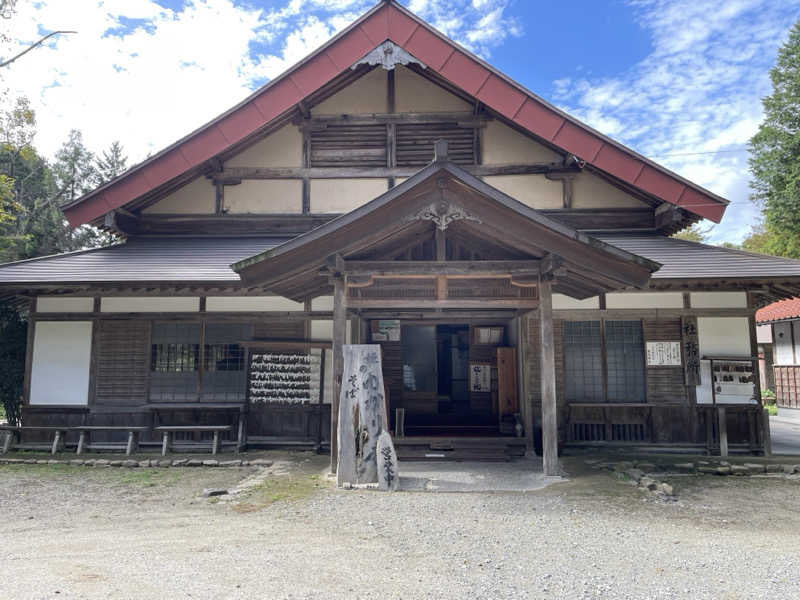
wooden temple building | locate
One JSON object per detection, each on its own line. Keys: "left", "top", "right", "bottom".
{"left": 3, "top": 0, "right": 800, "bottom": 474}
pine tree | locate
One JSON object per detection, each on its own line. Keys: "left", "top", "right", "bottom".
{"left": 95, "top": 140, "right": 128, "bottom": 185}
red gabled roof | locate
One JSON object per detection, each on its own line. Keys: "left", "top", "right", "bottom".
{"left": 62, "top": 0, "right": 729, "bottom": 227}
{"left": 757, "top": 298, "right": 800, "bottom": 324}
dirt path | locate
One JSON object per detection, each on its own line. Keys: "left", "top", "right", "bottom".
{"left": 2, "top": 453, "right": 799, "bottom": 599}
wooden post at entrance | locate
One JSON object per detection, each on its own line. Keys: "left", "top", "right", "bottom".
{"left": 331, "top": 274, "right": 347, "bottom": 473}
{"left": 539, "top": 277, "right": 558, "bottom": 476}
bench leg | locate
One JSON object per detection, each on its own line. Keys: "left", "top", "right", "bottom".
{"left": 237, "top": 416, "right": 245, "bottom": 454}
{"left": 126, "top": 431, "right": 136, "bottom": 456}
{"left": 212, "top": 431, "right": 219, "bottom": 455}
{"left": 161, "top": 432, "right": 170, "bottom": 457}
{"left": 2, "top": 431, "right": 13, "bottom": 454}
{"left": 51, "top": 430, "right": 64, "bottom": 455}
{"left": 76, "top": 431, "right": 86, "bottom": 455}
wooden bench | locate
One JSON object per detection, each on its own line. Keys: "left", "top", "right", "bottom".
{"left": 73, "top": 426, "right": 151, "bottom": 456}
{"left": 0, "top": 426, "right": 69, "bottom": 455}
{"left": 154, "top": 425, "right": 233, "bottom": 456}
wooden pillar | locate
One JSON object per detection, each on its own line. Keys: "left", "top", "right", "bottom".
{"left": 539, "top": 277, "right": 558, "bottom": 476}
{"left": 331, "top": 274, "right": 347, "bottom": 473}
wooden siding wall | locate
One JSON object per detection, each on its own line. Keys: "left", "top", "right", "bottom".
{"left": 774, "top": 366, "right": 800, "bottom": 409}
{"left": 643, "top": 319, "right": 689, "bottom": 405}
{"left": 94, "top": 320, "right": 150, "bottom": 407}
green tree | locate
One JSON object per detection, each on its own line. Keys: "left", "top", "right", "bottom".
{"left": 95, "top": 140, "right": 128, "bottom": 185}
{"left": 672, "top": 223, "right": 711, "bottom": 243}
{"left": 748, "top": 20, "right": 800, "bottom": 258}
{"left": 0, "top": 302, "right": 26, "bottom": 425}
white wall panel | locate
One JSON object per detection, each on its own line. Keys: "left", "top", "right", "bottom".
{"left": 205, "top": 297, "right": 304, "bottom": 312}
{"left": 606, "top": 292, "right": 684, "bottom": 309}
{"left": 698, "top": 317, "right": 752, "bottom": 358}
{"left": 36, "top": 297, "right": 94, "bottom": 313}
{"left": 552, "top": 294, "right": 599, "bottom": 310}
{"left": 774, "top": 322, "right": 794, "bottom": 365}
{"left": 690, "top": 292, "right": 748, "bottom": 309}
{"left": 30, "top": 321, "right": 93, "bottom": 406}
{"left": 101, "top": 297, "right": 200, "bottom": 313}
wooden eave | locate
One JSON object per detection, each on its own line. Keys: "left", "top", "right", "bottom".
{"left": 232, "top": 159, "right": 661, "bottom": 302}
{"left": 63, "top": 0, "right": 729, "bottom": 228}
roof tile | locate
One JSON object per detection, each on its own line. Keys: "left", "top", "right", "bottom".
{"left": 476, "top": 74, "right": 526, "bottom": 119}
{"left": 552, "top": 122, "right": 604, "bottom": 161}
{"left": 757, "top": 299, "right": 800, "bottom": 323}
{"left": 440, "top": 50, "right": 490, "bottom": 96}
{"left": 403, "top": 25, "right": 454, "bottom": 70}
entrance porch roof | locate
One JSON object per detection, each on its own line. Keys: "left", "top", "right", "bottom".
{"left": 232, "top": 154, "right": 662, "bottom": 302}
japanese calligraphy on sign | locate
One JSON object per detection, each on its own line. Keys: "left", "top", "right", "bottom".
{"left": 646, "top": 341, "right": 682, "bottom": 366}
{"left": 681, "top": 316, "right": 701, "bottom": 385}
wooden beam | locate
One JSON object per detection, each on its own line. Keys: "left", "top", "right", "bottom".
{"left": 302, "top": 111, "right": 487, "bottom": 127}
{"left": 342, "top": 260, "right": 541, "bottom": 277}
{"left": 346, "top": 298, "right": 538, "bottom": 309}
{"left": 539, "top": 277, "right": 559, "bottom": 476}
{"left": 214, "top": 162, "right": 579, "bottom": 182}
{"left": 331, "top": 274, "right": 346, "bottom": 475}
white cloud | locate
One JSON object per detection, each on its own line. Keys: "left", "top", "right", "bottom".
{"left": 1, "top": 0, "right": 513, "bottom": 167}
{"left": 551, "top": 0, "right": 800, "bottom": 244}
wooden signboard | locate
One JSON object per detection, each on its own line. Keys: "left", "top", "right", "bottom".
{"left": 248, "top": 352, "right": 322, "bottom": 404}
{"left": 646, "top": 341, "right": 682, "bottom": 366}
{"left": 470, "top": 363, "right": 492, "bottom": 393}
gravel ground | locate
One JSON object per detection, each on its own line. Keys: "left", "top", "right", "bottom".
{"left": 2, "top": 452, "right": 800, "bottom": 600}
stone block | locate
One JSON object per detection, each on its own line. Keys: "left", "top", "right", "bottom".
{"left": 186, "top": 459, "right": 204, "bottom": 467}
{"left": 69, "top": 460, "right": 84, "bottom": 466}
{"left": 743, "top": 463, "right": 766, "bottom": 474}
{"left": 172, "top": 459, "right": 188, "bottom": 467}
{"left": 202, "top": 460, "right": 219, "bottom": 467}
{"left": 157, "top": 460, "right": 172, "bottom": 468}
{"left": 625, "top": 468, "right": 645, "bottom": 482}
{"left": 138, "top": 460, "right": 150, "bottom": 468}
{"left": 730, "top": 465, "right": 750, "bottom": 476}
{"left": 766, "top": 464, "right": 784, "bottom": 473}
{"left": 715, "top": 466, "right": 731, "bottom": 475}
{"left": 219, "top": 460, "right": 243, "bottom": 467}
{"left": 94, "top": 459, "right": 110, "bottom": 467}
{"left": 109, "top": 460, "right": 123, "bottom": 467}
{"left": 660, "top": 483, "right": 674, "bottom": 496}
{"left": 697, "top": 466, "right": 717, "bottom": 475}
{"left": 673, "top": 463, "right": 695, "bottom": 472}
{"left": 122, "top": 460, "right": 138, "bottom": 468}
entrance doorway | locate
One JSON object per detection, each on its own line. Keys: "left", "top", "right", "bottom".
{"left": 372, "top": 320, "right": 518, "bottom": 437}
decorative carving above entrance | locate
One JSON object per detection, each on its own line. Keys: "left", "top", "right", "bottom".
{"left": 351, "top": 41, "right": 427, "bottom": 71}
{"left": 408, "top": 200, "right": 482, "bottom": 231}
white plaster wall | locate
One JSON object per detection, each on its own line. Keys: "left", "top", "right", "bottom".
{"left": 606, "top": 292, "right": 684, "bottom": 309}
{"left": 483, "top": 175, "right": 563, "bottom": 209}
{"left": 312, "top": 68, "right": 388, "bottom": 115}
{"left": 698, "top": 317, "right": 752, "bottom": 358}
{"left": 553, "top": 294, "right": 599, "bottom": 309}
{"left": 310, "top": 320, "right": 351, "bottom": 341}
{"left": 395, "top": 66, "right": 472, "bottom": 113}
{"left": 311, "top": 296, "right": 334, "bottom": 311}
{"left": 224, "top": 180, "right": 302, "bottom": 214}
{"left": 690, "top": 292, "right": 748, "bottom": 309}
{"left": 482, "top": 120, "right": 561, "bottom": 164}
{"left": 774, "top": 322, "right": 792, "bottom": 364}
{"left": 792, "top": 322, "right": 800, "bottom": 366}
{"left": 30, "top": 321, "right": 93, "bottom": 406}
{"left": 571, "top": 173, "right": 648, "bottom": 209}
{"left": 36, "top": 297, "right": 94, "bottom": 313}
{"left": 205, "top": 297, "right": 304, "bottom": 312}
{"left": 101, "top": 297, "right": 200, "bottom": 312}
{"left": 774, "top": 322, "right": 794, "bottom": 365}
{"left": 756, "top": 323, "right": 772, "bottom": 344}
{"left": 142, "top": 177, "right": 215, "bottom": 214}
{"left": 310, "top": 179, "right": 388, "bottom": 213}
{"left": 225, "top": 124, "right": 303, "bottom": 168}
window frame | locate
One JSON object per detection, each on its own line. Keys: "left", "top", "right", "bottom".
{"left": 562, "top": 318, "right": 647, "bottom": 404}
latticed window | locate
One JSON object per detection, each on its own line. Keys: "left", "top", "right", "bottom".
{"left": 562, "top": 320, "right": 646, "bottom": 403}
{"left": 563, "top": 321, "right": 604, "bottom": 403}
{"left": 605, "top": 321, "right": 645, "bottom": 403}
{"left": 202, "top": 322, "right": 252, "bottom": 402}
{"left": 150, "top": 323, "right": 201, "bottom": 401}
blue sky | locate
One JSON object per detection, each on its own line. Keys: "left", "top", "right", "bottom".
{"left": 5, "top": 0, "right": 800, "bottom": 242}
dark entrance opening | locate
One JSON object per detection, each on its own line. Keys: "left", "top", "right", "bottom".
{"left": 394, "top": 322, "right": 507, "bottom": 436}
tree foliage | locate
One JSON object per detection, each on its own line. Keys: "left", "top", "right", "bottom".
{"left": 672, "top": 223, "right": 710, "bottom": 243}
{"left": 0, "top": 96, "right": 126, "bottom": 424}
{"left": 0, "top": 302, "right": 26, "bottom": 425}
{"left": 748, "top": 20, "right": 800, "bottom": 258}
